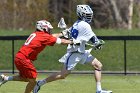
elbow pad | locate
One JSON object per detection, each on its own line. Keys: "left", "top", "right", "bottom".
{"left": 90, "top": 36, "right": 99, "bottom": 44}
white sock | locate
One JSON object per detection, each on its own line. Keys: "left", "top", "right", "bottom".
{"left": 38, "top": 79, "right": 47, "bottom": 86}
{"left": 96, "top": 82, "right": 102, "bottom": 91}
{"left": 4, "top": 76, "right": 13, "bottom": 81}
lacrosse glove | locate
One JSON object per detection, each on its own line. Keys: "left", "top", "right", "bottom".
{"left": 94, "top": 39, "right": 105, "bottom": 50}
{"left": 70, "top": 39, "right": 80, "bottom": 45}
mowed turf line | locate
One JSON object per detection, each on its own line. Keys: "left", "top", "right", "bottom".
{"left": 0, "top": 74, "right": 140, "bottom": 93}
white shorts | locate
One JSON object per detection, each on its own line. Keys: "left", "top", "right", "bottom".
{"left": 59, "top": 49, "right": 94, "bottom": 70}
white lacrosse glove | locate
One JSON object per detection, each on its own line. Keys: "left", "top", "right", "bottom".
{"left": 94, "top": 39, "right": 105, "bottom": 50}
{"left": 71, "top": 39, "right": 80, "bottom": 45}
{"left": 61, "top": 29, "right": 71, "bottom": 39}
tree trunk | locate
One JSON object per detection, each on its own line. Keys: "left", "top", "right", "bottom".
{"left": 128, "top": 0, "right": 134, "bottom": 30}
{"left": 109, "top": 0, "right": 123, "bottom": 27}
{"left": 136, "top": 1, "right": 140, "bottom": 28}
{"left": 13, "top": 0, "right": 17, "bottom": 30}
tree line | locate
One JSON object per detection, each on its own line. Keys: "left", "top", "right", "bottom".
{"left": 0, "top": 0, "right": 139, "bottom": 30}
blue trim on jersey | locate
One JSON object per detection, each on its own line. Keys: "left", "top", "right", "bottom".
{"left": 66, "top": 53, "right": 73, "bottom": 70}
{"left": 71, "top": 28, "right": 78, "bottom": 39}
{"left": 70, "top": 20, "right": 81, "bottom": 39}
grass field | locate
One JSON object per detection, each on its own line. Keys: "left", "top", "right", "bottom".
{"left": 0, "top": 29, "right": 140, "bottom": 71}
{"left": 0, "top": 29, "right": 140, "bottom": 93}
{"left": 0, "top": 74, "right": 140, "bottom": 93}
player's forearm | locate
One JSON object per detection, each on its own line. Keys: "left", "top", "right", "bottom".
{"left": 60, "top": 39, "right": 72, "bottom": 45}
{"left": 52, "top": 33, "right": 63, "bottom": 38}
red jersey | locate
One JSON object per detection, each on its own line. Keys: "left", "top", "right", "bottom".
{"left": 17, "top": 31, "right": 57, "bottom": 61}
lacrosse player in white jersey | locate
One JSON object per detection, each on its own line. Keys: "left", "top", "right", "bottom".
{"left": 33, "top": 5, "right": 112, "bottom": 93}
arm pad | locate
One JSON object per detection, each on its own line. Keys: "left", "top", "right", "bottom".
{"left": 90, "top": 36, "right": 105, "bottom": 50}
{"left": 90, "top": 36, "right": 100, "bottom": 45}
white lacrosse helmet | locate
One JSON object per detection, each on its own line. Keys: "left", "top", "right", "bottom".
{"left": 77, "top": 5, "right": 93, "bottom": 23}
{"left": 36, "top": 20, "right": 53, "bottom": 33}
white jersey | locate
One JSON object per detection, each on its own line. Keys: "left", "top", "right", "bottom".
{"left": 67, "top": 20, "right": 97, "bottom": 53}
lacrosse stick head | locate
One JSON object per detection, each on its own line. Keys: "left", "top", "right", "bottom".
{"left": 58, "top": 17, "right": 67, "bottom": 29}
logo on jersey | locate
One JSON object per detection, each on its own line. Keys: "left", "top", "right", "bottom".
{"left": 71, "top": 28, "right": 78, "bottom": 39}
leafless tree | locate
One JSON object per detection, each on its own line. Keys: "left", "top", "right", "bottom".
{"left": 0, "top": 0, "right": 139, "bottom": 30}
{"left": 128, "top": 0, "right": 134, "bottom": 30}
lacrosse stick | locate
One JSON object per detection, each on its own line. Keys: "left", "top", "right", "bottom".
{"left": 58, "top": 17, "right": 67, "bottom": 29}
{"left": 58, "top": 17, "right": 71, "bottom": 39}
{"left": 57, "top": 17, "right": 105, "bottom": 50}
{"left": 86, "top": 39, "right": 105, "bottom": 50}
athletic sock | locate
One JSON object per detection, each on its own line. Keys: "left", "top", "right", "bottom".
{"left": 5, "top": 76, "right": 13, "bottom": 81}
{"left": 38, "top": 79, "right": 47, "bottom": 86}
{"left": 96, "top": 82, "right": 102, "bottom": 92}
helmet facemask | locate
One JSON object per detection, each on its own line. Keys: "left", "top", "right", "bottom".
{"left": 82, "top": 12, "right": 93, "bottom": 23}
{"left": 77, "top": 5, "right": 93, "bottom": 23}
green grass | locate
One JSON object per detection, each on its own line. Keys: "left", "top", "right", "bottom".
{"left": 95, "top": 29, "right": 140, "bottom": 36}
{"left": 0, "top": 29, "right": 140, "bottom": 71}
{"left": 0, "top": 74, "right": 140, "bottom": 93}
{"left": 0, "top": 29, "right": 32, "bottom": 36}
{"left": 1, "top": 39, "right": 140, "bottom": 71}
{"left": 0, "top": 28, "right": 140, "bottom": 36}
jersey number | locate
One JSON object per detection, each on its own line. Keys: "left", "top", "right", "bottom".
{"left": 71, "top": 28, "right": 78, "bottom": 39}
{"left": 24, "top": 33, "right": 36, "bottom": 45}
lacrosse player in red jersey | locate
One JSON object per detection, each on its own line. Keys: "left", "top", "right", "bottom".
{"left": 0, "top": 20, "right": 73, "bottom": 93}
{"left": 33, "top": 5, "right": 112, "bottom": 93}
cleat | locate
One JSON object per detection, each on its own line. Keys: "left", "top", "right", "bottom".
{"left": 0, "top": 74, "right": 7, "bottom": 87}
{"left": 33, "top": 81, "right": 41, "bottom": 93}
{"left": 96, "top": 89, "right": 112, "bottom": 93}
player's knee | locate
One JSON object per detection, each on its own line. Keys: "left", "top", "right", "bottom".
{"left": 92, "top": 59, "right": 103, "bottom": 70}
{"left": 60, "top": 75, "right": 66, "bottom": 79}
{"left": 60, "top": 74, "right": 68, "bottom": 79}
{"left": 98, "top": 62, "right": 103, "bottom": 69}
{"left": 59, "top": 72, "right": 69, "bottom": 79}
{"left": 94, "top": 63, "right": 102, "bottom": 71}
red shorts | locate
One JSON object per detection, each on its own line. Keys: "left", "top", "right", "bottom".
{"left": 15, "top": 53, "right": 37, "bottom": 79}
